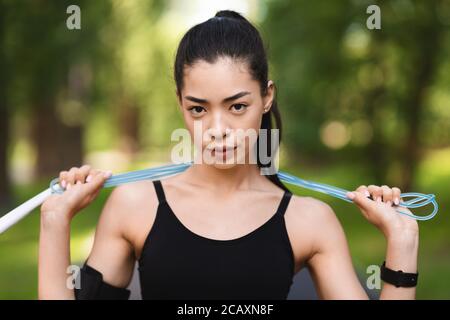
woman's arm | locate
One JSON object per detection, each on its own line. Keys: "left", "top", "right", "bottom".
{"left": 303, "top": 184, "right": 418, "bottom": 299}
{"left": 80, "top": 184, "right": 136, "bottom": 290}
{"left": 380, "top": 231, "right": 418, "bottom": 299}
{"left": 39, "top": 210, "right": 74, "bottom": 299}
{"left": 38, "top": 166, "right": 135, "bottom": 299}
{"left": 304, "top": 200, "right": 369, "bottom": 299}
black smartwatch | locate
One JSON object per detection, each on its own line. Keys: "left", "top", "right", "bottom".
{"left": 380, "top": 261, "right": 418, "bottom": 288}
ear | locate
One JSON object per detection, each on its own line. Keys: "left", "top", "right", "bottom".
{"left": 262, "top": 80, "right": 275, "bottom": 113}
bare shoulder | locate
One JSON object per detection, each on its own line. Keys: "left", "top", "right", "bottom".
{"left": 102, "top": 180, "right": 157, "bottom": 219}
{"left": 107, "top": 180, "right": 157, "bottom": 206}
{"left": 284, "top": 194, "right": 345, "bottom": 269}
{"left": 286, "top": 194, "right": 340, "bottom": 228}
{"left": 98, "top": 180, "right": 159, "bottom": 246}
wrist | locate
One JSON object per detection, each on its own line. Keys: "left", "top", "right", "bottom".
{"left": 386, "top": 229, "right": 419, "bottom": 247}
{"left": 40, "top": 210, "right": 72, "bottom": 230}
{"left": 385, "top": 232, "right": 419, "bottom": 274}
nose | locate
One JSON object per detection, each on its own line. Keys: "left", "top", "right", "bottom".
{"left": 206, "top": 112, "right": 231, "bottom": 143}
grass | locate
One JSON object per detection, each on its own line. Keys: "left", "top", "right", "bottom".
{"left": 0, "top": 149, "right": 449, "bottom": 299}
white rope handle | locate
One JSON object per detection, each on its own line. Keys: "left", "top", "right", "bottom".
{"left": 0, "top": 188, "right": 52, "bottom": 234}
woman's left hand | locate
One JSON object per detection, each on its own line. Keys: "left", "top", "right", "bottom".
{"left": 346, "top": 185, "right": 419, "bottom": 239}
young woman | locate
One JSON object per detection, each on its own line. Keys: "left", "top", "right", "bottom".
{"left": 38, "top": 10, "right": 419, "bottom": 300}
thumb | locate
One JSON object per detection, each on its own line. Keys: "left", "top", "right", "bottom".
{"left": 346, "top": 191, "right": 375, "bottom": 212}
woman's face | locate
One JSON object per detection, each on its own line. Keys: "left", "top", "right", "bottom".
{"left": 178, "top": 56, "right": 274, "bottom": 169}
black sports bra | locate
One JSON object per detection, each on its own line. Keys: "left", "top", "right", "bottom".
{"left": 137, "top": 180, "right": 295, "bottom": 299}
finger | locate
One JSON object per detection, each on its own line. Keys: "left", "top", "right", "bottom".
{"left": 392, "top": 187, "right": 401, "bottom": 205}
{"left": 347, "top": 191, "right": 376, "bottom": 212}
{"left": 66, "top": 167, "right": 78, "bottom": 189}
{"left": 76, "top": 164, "right": 91, "bottom": 183}
{"left": 86, "top": 168, "right": 100, "bottom": 183}
{"left": 59, "top": 171, "right": 68, "bottom": 188}
{"left": 73, "top": 165, "right": 90, "bottom": 184}
{"left": 80, "top": 170, "right": 112, "bottom": 197}
{"left": 368, "top": 185, "right": 382, "bottom": 202}
{"left": 356, "top": 185, "right": 370, "bottom": 198}
{"left": 381, "top": 185, "right": 393, "bottom": 204}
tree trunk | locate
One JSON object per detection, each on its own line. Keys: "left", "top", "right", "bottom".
{"left": 399, "top": 25, "right": 441, "bottom": 191}
{"left": 31, "top": 99, "right": 63, "bottom": 178}
{"left": 118, "top": 96, "right": 140, "bottom": 155}
{"left": 0, "top": 103, "right": 11, "bottom": 210}
{"left": 31, "top": 98, "right": 84, "bottom": 179}
{"left": 0, "top": 3, "right": 13, "bottom": 210}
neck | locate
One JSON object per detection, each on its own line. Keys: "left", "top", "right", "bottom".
{"left": 183, "top": 163, "right": 265, "bottom": 193}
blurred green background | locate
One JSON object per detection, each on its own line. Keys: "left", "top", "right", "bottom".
{"left": 0, "top": 0, "right": 449, "bottom": 299}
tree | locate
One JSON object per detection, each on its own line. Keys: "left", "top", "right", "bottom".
{"left": 0, "top": 0, "right": 12, "bottom": 208}
{"left": 263, "top": 0, "right": 449, "bottom": 189}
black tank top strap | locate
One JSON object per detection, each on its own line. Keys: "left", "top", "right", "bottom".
{"left": 275, "top": 191, "right": 292, "bottom": 217}
{"left": 152, "top": 180, "right": 166, "bottom": 204}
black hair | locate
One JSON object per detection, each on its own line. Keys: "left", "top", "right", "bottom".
{"left": 174, "top": 10, "right": 290, "bottom": 193}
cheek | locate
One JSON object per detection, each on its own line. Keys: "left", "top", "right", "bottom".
{"left": 243, "top": 107, "right": 264, "bottom": 132}
{"left": 233, "top": 112, "right": 263, "bottom": 152}
{"left": 181, "top": 112, "right": 199, "bottom": 140}
{"left": 184, "top": 122, "right": 201, "bottom": 148}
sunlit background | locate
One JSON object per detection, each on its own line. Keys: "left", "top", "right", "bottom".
{"left": 0, "top": 0, "right": 449, "bottom": 299}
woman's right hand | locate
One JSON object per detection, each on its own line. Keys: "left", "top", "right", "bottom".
{"left": 40, "top": 165, "right": 112, "bottom": 223}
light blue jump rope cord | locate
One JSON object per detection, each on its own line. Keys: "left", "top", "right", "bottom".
{"left": 49, "top": 162, "right": 438, "bottom": 221}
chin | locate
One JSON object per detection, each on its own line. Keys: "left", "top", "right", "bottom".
{"left": 211, "top": 161, "right": 238, "bottom": 170}
{"left": 200, "top": 148, "right": 248, "bottom": 169}
{"left": 201, "top": 154, "right": 239, "bottom": 169}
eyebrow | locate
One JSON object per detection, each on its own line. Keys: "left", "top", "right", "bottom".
{"left": 184, "top": 91, "right": 251, "bottom": 104}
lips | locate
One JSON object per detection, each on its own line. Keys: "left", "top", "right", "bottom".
{"left": 207, "top": 145, "right": 237, "bottom": 154}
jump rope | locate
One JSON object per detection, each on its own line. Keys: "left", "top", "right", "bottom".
{"left": 0, "top": 161, "right": 439, "bottom": 234}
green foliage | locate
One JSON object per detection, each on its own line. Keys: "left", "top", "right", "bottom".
{"left": 0, "top": 0, "right": 449, "bottom": 299}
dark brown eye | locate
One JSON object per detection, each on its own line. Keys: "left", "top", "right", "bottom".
{"left": 230, "top": 103, "right": 247, "bottom": 112}
{"left": 188, "top": 106, "right": 206, "bottom": 116}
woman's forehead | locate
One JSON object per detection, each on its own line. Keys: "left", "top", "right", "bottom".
{"left": 182, "top": 58, "right": 258, "bottom": 97}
